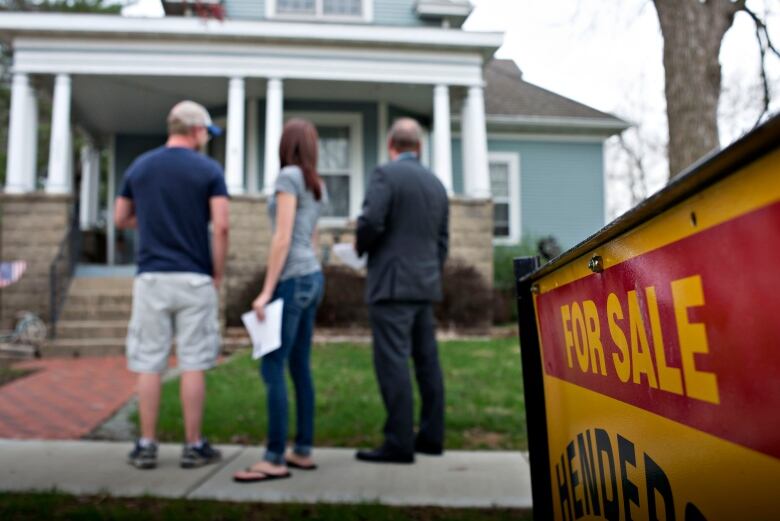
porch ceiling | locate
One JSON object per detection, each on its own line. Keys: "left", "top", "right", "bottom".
{"left": 65, "top": 75, "right": 439, "bottom": 137}
{"left": 70, "top": 75, "right": 230, "bottom": 136}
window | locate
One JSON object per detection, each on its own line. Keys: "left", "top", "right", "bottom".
{"left": 488, "top": 152, "right": 521, "bottom": 244}
{"left": 274, "top": 0, "right": 368, "bottom": 19}
{"left": 285, "top": 112, "right": 364, "bottom": 225}
{"left": 323, "top": 0, "right": 362, "bottom": 16}
{"left": 318, "top": 126, "right": 352, "bottom": 218}
{"left": 277, "top": 0, "right": 315, "bottom": 15}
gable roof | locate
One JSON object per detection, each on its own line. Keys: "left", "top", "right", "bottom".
{"left": 482, "top": 59, "right": 629, "bottom": 136}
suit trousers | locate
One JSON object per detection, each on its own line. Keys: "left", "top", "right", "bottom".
{"left": 368, "top": 301, "right": 445, "bottom": 455}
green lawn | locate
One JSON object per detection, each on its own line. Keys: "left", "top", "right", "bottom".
{"left": 149, "top": 339, "right": 527, "bottom": 451}
{"left": 0, "top": 366, "right": 35, "bottom": 387}
{"left": 0, "top": 493, "right": 532, "bottom": 520}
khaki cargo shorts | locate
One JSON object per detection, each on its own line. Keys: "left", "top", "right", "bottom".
{"left": 126, "top": 272, "right": 221, "bottom": 373}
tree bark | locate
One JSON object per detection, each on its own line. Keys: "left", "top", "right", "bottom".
{"left": 653, "top": 0, "right": 743, "bottom": 178}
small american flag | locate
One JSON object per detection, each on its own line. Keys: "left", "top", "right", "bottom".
{"left": 0, "top": 261, "right": 27, "bottom": 288}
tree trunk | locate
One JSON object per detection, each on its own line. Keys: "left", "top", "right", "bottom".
{"left": 653, "top": 0, "right": 743, "bottom": 179}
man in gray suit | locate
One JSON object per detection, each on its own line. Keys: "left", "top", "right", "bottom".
{"left": 355, "top": 118, "right": 449, "bottom": 464}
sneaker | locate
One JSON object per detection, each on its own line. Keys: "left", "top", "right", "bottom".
{"left": 180, "top": 439, "right": 222, "bottom": 468}
{"left": 127, "top": 440, "right": 157, "bottom": 470}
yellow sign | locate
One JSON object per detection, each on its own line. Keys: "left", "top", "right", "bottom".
{"left": 531, "top": 147, "right": 780, "bottom": 520}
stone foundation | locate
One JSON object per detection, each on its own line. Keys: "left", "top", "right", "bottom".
{"left": 0, "top": 194, "right": 74, "bottom": 330}
{"left": 224, "top": 195, "right": 272, "bottom": 322}
{"left": 223, "top": 194, "right": 494, "bottom": 323}
{"left": 449, "top": 196, "right": 494, "bottom": 286}
{"left": 0, "top": 193, "right": 493, "bottom": 332}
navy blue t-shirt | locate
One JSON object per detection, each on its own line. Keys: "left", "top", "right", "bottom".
{"left": 119, "top": 146, "right": 229, "bottom": 276}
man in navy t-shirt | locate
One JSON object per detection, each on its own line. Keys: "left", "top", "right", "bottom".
{"left": 115, "top": 100, "right": 229, "bottom": 470}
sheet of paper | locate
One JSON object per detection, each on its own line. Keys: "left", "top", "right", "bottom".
{"left": 241, "top": 299, "right": 284, "bottom": 359}
{"left": 332, "top": 242, "right": 367, "bottom": 270}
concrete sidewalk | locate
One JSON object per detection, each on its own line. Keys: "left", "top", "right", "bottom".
{"left": 0, "top": 440, "right": 532, "bottom": 509}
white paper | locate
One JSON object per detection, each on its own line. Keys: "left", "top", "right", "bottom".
{"left": 241, "top": 299, "right": 284, "bottom": 359}
{"left": 332, "top": 242, "right": 367, "bottom": 270}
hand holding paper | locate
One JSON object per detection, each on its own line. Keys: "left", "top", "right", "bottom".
{"left": 332, "top": 242, "right": 367, "bottom": 270}
{"left": 241, "top": 299, "right": 284, "bottom": 359}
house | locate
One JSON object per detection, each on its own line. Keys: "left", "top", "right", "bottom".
{"left": 0, "top": 0, "right": 626, "bottom": 346}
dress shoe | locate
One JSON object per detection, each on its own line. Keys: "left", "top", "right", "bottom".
{"left": 355, "top": 447, "right": 414, "bottom": 464}
{"left": 415, "top": 439, "right": 444, "bottom": 456}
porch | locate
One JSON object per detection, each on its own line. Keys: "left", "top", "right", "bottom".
{"left": 0, "top": 13, "right": 499, "bottom": 333}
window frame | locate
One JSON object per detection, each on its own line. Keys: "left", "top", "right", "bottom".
{"left": 488, "top": 151, "right": 521, "bottom": 245}
{"left": 268, "top": 0, "right": 373, "bottom": 23}
{"left": 284, "top": 111, "right": 364, "bottom": 228}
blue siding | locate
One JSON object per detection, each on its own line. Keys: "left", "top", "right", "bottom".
{"left": 452, "top": 138, "right": 605, "bottom": 249}
{"left": 225, "top": 0, "right": 264, "bottom": 20}
{"left": 374, "top": 0, "right": 429, "bottom": 26}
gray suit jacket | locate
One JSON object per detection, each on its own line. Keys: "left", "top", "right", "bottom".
{"left": 356, "top": 156, "right": 449, "bottom": 304}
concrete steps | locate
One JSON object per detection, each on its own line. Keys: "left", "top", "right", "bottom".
{"left": 60, "top": 306, "right": 132, "bottom": 321}
{"left": 41, "top": 338, "right": 127, "bottom": 358}
{"left": 48, "top": 277, "right": 134, "bottom": 357}
{"left": 55, "top": 321, "right": 128, "bottom": 340}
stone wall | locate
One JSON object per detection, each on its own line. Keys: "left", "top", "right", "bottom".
{"left": 223, "top": 194, "right": 494, "bottom": 324}
{"left": 0, "top": 194, "right": 74, "bottom": 330}
{"left": 449, "top": 196, "right": 494, "bottom": 287}
{"left": 224, "top": 195, "right": 272, "bottom": 323}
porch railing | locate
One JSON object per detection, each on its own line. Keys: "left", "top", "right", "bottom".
{"left": 49, "top": 222, "right": 81, "bottom": 339}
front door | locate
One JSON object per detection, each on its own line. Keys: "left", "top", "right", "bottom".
{"left": 110, "top": 134, "right": 167, "bottom": 265}
{"left": 106, "top": 126, "right": 228, "bottom": 266}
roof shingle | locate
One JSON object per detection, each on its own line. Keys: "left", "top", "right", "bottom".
{"left": 484, "top": 59, "right": 626, "bottom": 125}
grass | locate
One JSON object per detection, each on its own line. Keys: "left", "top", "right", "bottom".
{"left": 0, "top": 366, "right": 35, "bottom": 387}
{"left": 0, "top": 492, "right": 533, "bottom": 520}
{"left": 147, "top": 338, "right": 527, "bottom": 451}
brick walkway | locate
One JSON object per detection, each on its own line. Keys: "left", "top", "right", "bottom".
{"left": 0, "top": 357, "right": 136, "bottom": 440}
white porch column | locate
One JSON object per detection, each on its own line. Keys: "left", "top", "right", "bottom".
{"left": 5, "top": 73, "right": 32, "bottom": 193}
{"left": 246, "top": 97, "right": 260, "bottom": 194}
{"left": 79, "top": 144, "right": 100, "bottom": 230}
{"left": 107, "top": 136, "right": 116, "bottom": 266}
{"left": 461, "top": 85, "right": 490, "bottom": 198}
{"left": 378, "top": 100, "right": 389, "bottom": 164}
{"left": 24, "top": 85, "right": 39, "bottom": 192}
{"left": 433, "top": 84, "right": 453, "bottom": 193}
{"left": 225, "top": 77, "right": 246, "bottom": 195}
{"left": 46, "top": 74, "right": 72, "bottom": 194}
{"left": 263, "top": 78, "right": 284, "bottom": 194}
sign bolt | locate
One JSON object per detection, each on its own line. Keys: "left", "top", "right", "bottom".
{"left": 588, "top": 255, "right": 604, "bottom": 273}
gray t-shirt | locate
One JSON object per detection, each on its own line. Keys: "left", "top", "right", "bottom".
{"left": 268, "top": 165, "right": 322, "bottom": 281}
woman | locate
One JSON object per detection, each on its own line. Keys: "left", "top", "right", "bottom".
{"left": 234, "top": 119, "right": 325, "bottom": 483}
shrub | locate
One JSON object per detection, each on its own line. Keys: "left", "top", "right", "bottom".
{"left": 316, "top": 265, "right": 368, "bottom": 327}
{"left": 493, "top": 237, "right": 538, "bottom": 291}
{"left": 225, "top": 269, "right": 266, "bottom": 327}
{"left": 435, "top": 261, "right": 493, "bottom": 332}
{"left": 492, "top": 287, "right": 516, "bottom": 325}
{"left": 229, "top": 263, "right": 494, "bottom": 331}
{"left": 492, "top": 235, "right": 562, "bottom": 325}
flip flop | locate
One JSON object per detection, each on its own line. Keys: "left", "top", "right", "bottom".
{"left": 285, "top": 459, "right": 318, "bottom": 471}
{"left": 233, "top": 468, "right": 292, "bottom": 483}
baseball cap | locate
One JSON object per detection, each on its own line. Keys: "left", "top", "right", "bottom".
{"left": 168, "top": 100, "right": 223, "bottom": 137}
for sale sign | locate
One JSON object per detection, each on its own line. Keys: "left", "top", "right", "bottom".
{"left": 516, "top": 119, "right": 780, "bottom": 520}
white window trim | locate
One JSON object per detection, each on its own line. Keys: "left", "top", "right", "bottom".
{"left": 285, "top": 111, "right": 364, "bottom": 228}
{"left": 267, "top": 0, "right": 374, "bottom": 23}
{"left": 488, "top": 151, "right": 521, "bottom": 246}
{"left": 420, "top": 127, "right": 431, "bottom": 169}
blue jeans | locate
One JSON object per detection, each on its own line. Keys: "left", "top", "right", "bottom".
{"left": 261, "top": 271, "right": 324, "bottom": 464}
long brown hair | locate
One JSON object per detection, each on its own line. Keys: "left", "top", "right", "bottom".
{"left": 279, "top": 118, "right": 322, "bottom": 200}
